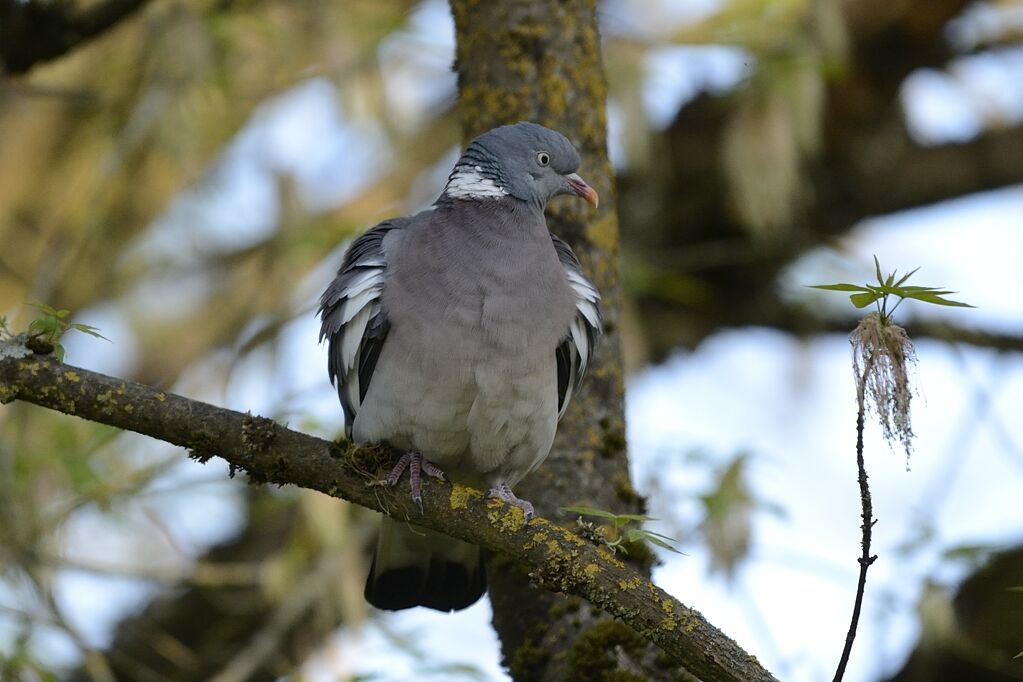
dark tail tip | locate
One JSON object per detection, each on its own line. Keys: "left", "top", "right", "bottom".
{"left": 365, "top": 556, "right": 486, "bottom": 612}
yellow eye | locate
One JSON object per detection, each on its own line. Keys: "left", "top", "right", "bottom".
{"left": 536, "top": 151, "right": 550, "bottom": 166}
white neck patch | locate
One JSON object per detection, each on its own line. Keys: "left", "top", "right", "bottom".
{"left": 443, "top": 165, "right": 509, "bottom": 200}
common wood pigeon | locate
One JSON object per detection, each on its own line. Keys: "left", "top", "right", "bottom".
{"left": 318, "top": 121, "right": 602, "bottom": 611}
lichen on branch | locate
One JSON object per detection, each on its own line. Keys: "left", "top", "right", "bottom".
{"left": 0, "top": 348, "right": 777, "bottom": 682}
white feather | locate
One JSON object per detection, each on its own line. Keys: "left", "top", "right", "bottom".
{"left": 340, "top": 268, "right": 384, "bottom": 297}
{"left": 339, "top": 285, "right": 382, "bottom": 325}
{"left": 570, "top": 317, "right": 589, "bottom": 369}
{"left": 444, "top": 167, "right": 508, "bottom": 200}
{"left": 577, "top": 300, "right": 600, "bottom": 329}
{"left": 341, "top": 306, "right": 372, "bottom": 375}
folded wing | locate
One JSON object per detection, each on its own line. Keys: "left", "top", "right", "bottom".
{"left": 551, "top": 234, "right": 602, "bottom": 420}
{"left": 318, "top": 219, "right": 407, "bottom": 437}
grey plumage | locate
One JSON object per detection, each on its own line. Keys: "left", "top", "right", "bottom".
{"left": 318, "top": 122, "right": 602, "bottom": 611}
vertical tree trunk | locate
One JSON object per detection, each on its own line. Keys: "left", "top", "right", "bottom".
{"left": 450, "top": 2, "right": 680, "bottom": 678}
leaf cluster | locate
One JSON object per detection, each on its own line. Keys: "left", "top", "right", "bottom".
{"left": 562, "top": 505, "right": 683, "bottom": 555}
{"left": 24, "top": 303, "right": 109, "bottom": 361}
{"left": 811, "top": 256, "right": 973, "bottom": 324}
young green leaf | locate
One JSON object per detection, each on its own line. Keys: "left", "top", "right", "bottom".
{"left": 901, "top": 290, "right": 974, "bottom": 307}
{"left": 808, "top": 283, "right": 872, "bottom": 293}
{"left": 561, "top": 506, "right": 656, "bottom": 523}
{"left": 850, "top": 291, "right": 882, "bottom": 308}
{"left": 894, "top": 267, "right": 921, "bottom": 287}
{"left": 71, "top": 323, "right": 112, "bottom": 342}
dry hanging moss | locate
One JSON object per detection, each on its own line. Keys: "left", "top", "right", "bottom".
{"left": 850, "top": 312, "right": 917, "bottom": 465}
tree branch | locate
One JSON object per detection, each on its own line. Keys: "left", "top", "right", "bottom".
{"left": 0, "top": 345, "right": 778, "bottom": 682}
{"left": 0, "top": 0, "right": 154, "bottom": 75}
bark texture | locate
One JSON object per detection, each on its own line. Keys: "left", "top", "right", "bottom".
{"left": 449, "top": 1, "right": 708, "bottom": 679}
{"left": 0, "top": 347, "right": 778, "bottom": 682}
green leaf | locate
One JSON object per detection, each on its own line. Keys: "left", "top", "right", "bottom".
{"left": 874, "top": 255, "right": 884, "bottom": 286}
{"left": 1016, "top": 650, "right": 1023, "bottom": 660}
{"left": 894, "top": 286, "right": 955, "bottom": 294}
{"left": 71, "top": 323, "right": 111, "bottom": 342}
{"left": 808, "top": 283, "right": 872, "bottom": 292}
{"left": 561, "top": 505, "right": 656, "bottom": 523}
{"left": 626, "top": 529, "right": 684, "bottom": 554}
{"left": 901, "top": 291, "right": 975, "bottom": 307}
{"left": 562, "top": 505, "right": 620, "bottom": 520}
{"left": 54, "top": 344, "right": 65, "bottom": 362}
{"left": 894, "top": 267, "right": 921, "bottom": 287}
{"left": 1008, "top": 586, "right": 1023, "bottom": 593}
{"left": 850, "top": 291, "right": 882, "bottom": 308}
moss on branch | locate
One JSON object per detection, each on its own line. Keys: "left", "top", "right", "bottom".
{"left": 0, "top": 350, "right": 776, "bottom": 682}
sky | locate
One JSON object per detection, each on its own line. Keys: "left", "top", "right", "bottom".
{"left": 6, "top": 0, "right": 1023, "bottom": 680}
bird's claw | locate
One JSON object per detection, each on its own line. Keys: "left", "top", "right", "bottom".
{"left": 380, "top": 451, "right": 446, "bottom": 514}
{"left": 487, "top": 483, "right": 534, "bottom": 527}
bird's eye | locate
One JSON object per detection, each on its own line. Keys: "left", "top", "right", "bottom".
{"left": 536, "top": 151, "right": 550, "bottom": 167}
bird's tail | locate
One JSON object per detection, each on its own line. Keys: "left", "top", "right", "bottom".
{"left": 364, "top": 516, "right": 486, "bottom": 611}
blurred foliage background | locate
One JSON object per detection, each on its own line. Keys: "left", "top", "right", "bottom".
{"left": 1, "top": 0, "right": 1022, "bottom": 680}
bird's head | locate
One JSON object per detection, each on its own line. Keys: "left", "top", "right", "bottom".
{"left": 443, "top": 122, "right": 599, "bottom": 211}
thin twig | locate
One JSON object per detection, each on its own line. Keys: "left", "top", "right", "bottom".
{"left": 833, "top": 356, "right": 879, "bottom": 682}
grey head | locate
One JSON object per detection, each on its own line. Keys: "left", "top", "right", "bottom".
{"left": 442, "top": 121, "right": 599, "bottom": 211}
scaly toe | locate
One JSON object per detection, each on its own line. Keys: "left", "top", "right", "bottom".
{"left": 379, "top": 451, "right": 446, "bottom": 514}
{"left": 487, "top": 483, "right": 535, "bottom": 527}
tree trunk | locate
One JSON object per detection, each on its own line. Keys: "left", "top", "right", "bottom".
{"left": 450, "top": 1, "right": 678, "bottom": 678}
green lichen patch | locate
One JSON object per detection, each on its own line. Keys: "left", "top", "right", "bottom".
{"left": 549, "top": 594, "right": 583, "bottom": 619}
{"left": 506, "top": 634, "right": 551, "bottom": 682}
{"left": 242, "top": 413, "right": 278, "bottom": 453}
{"left": 568, "top": 621, "right": 647, "bottom": 682}
{"left": 328, "top": 436, "right": 349, "bottom": 458}
{"left": 187, "top": 431, "right": 219, "bottom": 465}
{"left": 342, "top": 441, "right": 389, "bottom": 478}
{"left": 612, "top": 472, "right": 641, "bottom": 505}
{"left": 0, "top": 383, "right": 17, "bottom": 404}
{"left": 600, "top": 426, "right": 626, "bottom": 459}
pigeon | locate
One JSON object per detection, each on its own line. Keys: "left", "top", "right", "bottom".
{"left": 318, "top": 121, "right": 602, "bottom": 611}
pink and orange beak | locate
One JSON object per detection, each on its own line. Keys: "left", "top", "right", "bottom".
{"left": 566, "top": 173, "right": 600, "bottom": 209}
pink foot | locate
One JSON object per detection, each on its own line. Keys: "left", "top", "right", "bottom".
{"left": 383, "top": 451, "right": 446, "bottom": 513}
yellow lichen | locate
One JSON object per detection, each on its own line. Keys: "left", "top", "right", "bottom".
{"left": 585, "top": 214, "right": 618, "bottom": 254}
{"left": 156, "top": 392, "right": 166, "bottom": 402}
{"left": 63, "top": 371, "right": 80, "bottom": 383}
{"left": 595, "top": 546, "right": 625, "bottom": 569}
{"left": 487, "top": 500, "right": 526, "bottom": 533}
{"left": 583, "top": 563, "right": 600, "bottom": 577}
{"left": 617, "top": 576, "right": 642, "bottom": 591}
{"left": 449, "top": 483, "right": 482, "bottom": 510}
{"left": 18, "top": 361, "right": 41, "bottom": 375}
